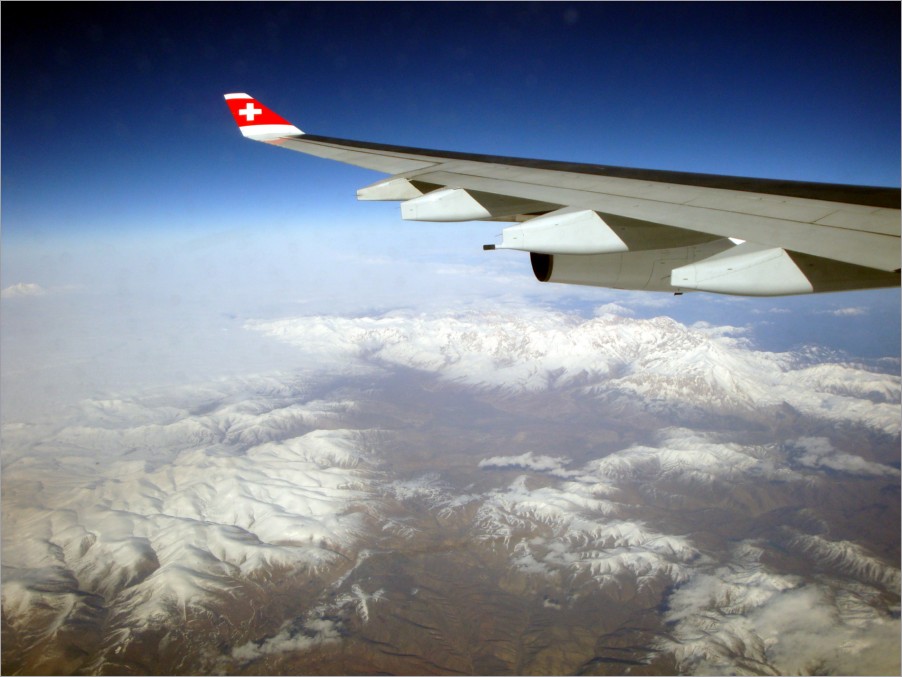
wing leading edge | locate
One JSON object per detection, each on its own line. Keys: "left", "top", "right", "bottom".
{"left": 224, "top": 92, "right": 900, "bottom": 296}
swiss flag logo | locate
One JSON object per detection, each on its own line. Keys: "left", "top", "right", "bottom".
{"left": 225, "top": 97, "right": 291, "bottom": 127}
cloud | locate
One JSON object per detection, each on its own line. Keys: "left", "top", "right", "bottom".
{"left": 1, "top": 282, "right": 46, "bottom": 298}
{"left": 788, "top": 436, "right": 899, "bottom": 476}
{"left": 593, "top": 302, "right": 634, "bottom": 317}
{"left": 228, "top": 583, "right": 384, "bottom": 666}
{"left": 599, "top": 291, "right": 679, "bottom": 310}
{"left": 824, "top": 306, "right": 869, "bottom": 317}
{"left": 660, "top": 548, "right": 900, "bottom": 675}
{"left": 751, "top": 306, "right": 792, "bottom": 315}
{"left": 478, "top": 451, "right": 571, "bottom": 474}
{"left": 689, "top": 320, "right": 750, "bottom": 338}
{"left": 231, "top": 616, "right": 343, "bottom": 663}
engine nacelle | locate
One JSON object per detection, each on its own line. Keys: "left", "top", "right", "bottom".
{"left": 531, "top": 240, "right": 735, "bottom": 292}
{"left": 531, "top": 240, "right": 900, "bottom": 295}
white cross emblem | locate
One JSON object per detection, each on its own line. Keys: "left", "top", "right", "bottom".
{"left": 238, "top": 102, "right": 262, "bottom": 122}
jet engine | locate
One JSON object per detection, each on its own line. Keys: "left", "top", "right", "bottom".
{"left": 530, "top": 240, "right": 735, "bottom": 293}
{"left": 531, "top": 240, "right": 900, "bottom": 295}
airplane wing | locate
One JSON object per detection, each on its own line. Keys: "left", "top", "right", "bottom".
{"left": 224, "top": 93, "right": 900, "bottom": 296}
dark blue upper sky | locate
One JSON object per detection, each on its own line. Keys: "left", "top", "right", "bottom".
{"left": 4, "top": 2, "right": 899, "bottom": 236}
{"left": 2, "top": 2, "right": 900, "bottom": 357}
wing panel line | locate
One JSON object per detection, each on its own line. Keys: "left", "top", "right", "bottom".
{"left": 415, "top": 168, "right": 900, "bottom": 272}
{"left": 297, "top": 135, "right": 901, "bottom": 209}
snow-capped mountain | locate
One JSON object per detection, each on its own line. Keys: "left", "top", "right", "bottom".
{"left": 1, "top": 379, "right": 382, "bottom": 674}
{"left": 659, "top": 543, "right": 900, "bottom": 675}
{"left": 248, "top": 310, "right": 901, "bottom": 432}
{"left": 3, "top": 309, "right": 898, "bottom": 674}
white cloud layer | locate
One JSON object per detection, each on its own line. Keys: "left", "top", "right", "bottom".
{"left": 1, "top": 282, "right": 46, "bottom": 298}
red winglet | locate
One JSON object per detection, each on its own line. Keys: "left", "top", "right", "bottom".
{"left": 224, "top": 93, "right": 302, "bottom": 138}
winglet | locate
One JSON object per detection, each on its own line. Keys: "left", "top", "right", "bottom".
{"left": 224, "top": 93, "right": 303, "bottom": 139}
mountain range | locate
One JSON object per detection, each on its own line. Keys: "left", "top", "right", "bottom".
{"left": 3, "top": 308, "right": 898, "bottom": 674}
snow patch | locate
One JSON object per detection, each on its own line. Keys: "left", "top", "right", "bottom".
{"left": 660, "top": 547, "right": 901, "bottom": 675}
{"left": 248, "top": 310, "right": 901, "bottom": 433}
{"left": 2, "top": 380, "right": 379, "bottom": 635}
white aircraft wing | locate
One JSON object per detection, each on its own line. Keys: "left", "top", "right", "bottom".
{"left": 225, "top": 93, "right": 900, "bottom": 296}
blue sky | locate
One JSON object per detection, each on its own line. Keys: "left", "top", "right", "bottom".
{"left": 4, "top": 2, "right": 899, "bottom": 236}
{"left": 2, "top": 2, "right": 900, "bottom": 417}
